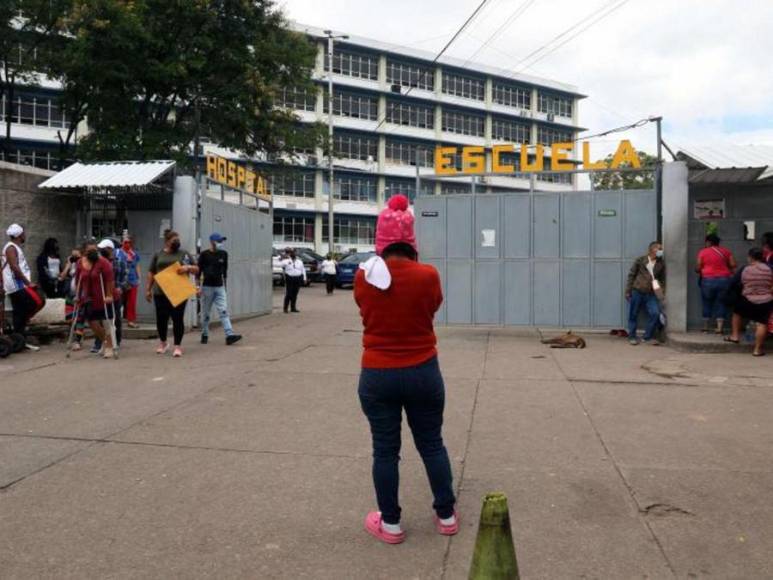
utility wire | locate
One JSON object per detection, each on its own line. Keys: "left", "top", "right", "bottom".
{"left": 509, "top": 0, "right": 632, "bottom": 75}
{"left": 371, "top": 0, "right": 491, "bottom": 132}
{"left": 461, "top": 0, "right": 537, "bottom": 67}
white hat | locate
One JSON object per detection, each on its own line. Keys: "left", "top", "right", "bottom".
{"left": 6, "top": 224, "right": 23, "bottom": 238}
{"left": 97, "top": 239, "right": 115, "bottom": 250}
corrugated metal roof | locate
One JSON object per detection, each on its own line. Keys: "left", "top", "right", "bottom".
{"left": 688, "top": 167, "right": 765, "bottom": 184}
{"left": 38, "top": 160, "right": 175, "bottom": 189}
{"left": 677, "top": 144, "right": 773, "bottom": 180}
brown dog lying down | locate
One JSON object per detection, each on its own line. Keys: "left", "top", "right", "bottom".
{"left": 541, "top": 331, "right": 587, "bottom": 349}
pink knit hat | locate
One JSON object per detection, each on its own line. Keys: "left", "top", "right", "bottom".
{"left": 375, "top": 194, "right": 416, "bottom": 256}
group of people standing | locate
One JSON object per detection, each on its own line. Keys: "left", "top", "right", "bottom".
{"left": 695, "top": 232, "right": 773, "bottom": 357}
{"left": 625, "top": 232, "right": 773, "bottom": 356}
{"left": 2, "top": 224, "right": 241, "bottom": 358}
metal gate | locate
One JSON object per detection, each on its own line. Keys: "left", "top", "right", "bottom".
{"left": 415, "top": 188, "right": 657, "bottom": 327}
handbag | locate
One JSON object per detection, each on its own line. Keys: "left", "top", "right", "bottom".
{"left": 723, "top": 267, "right": 745, "bottom": 307}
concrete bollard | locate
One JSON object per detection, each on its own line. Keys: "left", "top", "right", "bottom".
{"left": 469, "top": 492, "right": 520, "bottom": 580}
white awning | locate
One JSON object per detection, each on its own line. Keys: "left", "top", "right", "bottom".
{"left": 38, "top": 160, "right": 176, "bottom": 190}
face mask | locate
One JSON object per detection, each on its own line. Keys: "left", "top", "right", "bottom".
{"left": 122, "top": 241, "right": 131, "bottom": 251}
{"left": 170, "top": 240, "right": 181, "bottom": 252}
{"left": 86, "top": 250, "right": 99, "bottom": 262}
{"left": 215, "top": 242, "right": 225, "bottom": 250}
{"left": 655, "top": 250, "right": 664, "bottom": 258}
{"left": 99, "top": 249, "right": 111, "bottom": 259}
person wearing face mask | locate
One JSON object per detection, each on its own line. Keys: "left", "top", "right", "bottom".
{"left": 78, "top": 240, "right": 117, "bottom": 359}
{"left": 120, "top": 234, "right": 141, "bottom": 328}
{"left": 625, "top": 241, "right": 666, "bottom": 345}
{"left": 280, "top": 248, "right": 306, "bottom": 313}
{"left": 2, "top": 224, "right": 43, "bottom": 348}
{"left": 197, "top": 232, "right": 241, "bottom": 346}
{"left": 146, "top": 229, "right": 199, "bottom": 357}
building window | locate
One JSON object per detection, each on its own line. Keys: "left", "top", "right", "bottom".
{"left": 441, "top": 181, "right": 473, "bottom": 194}
{"left": 442, "top": 109, "right": 484, "bottom": 137}
{"left": 384, "top": 138, "right": 433, "bottom": 167}
{"left": 0, "top": 146, "right": 59, "bottom": 170}
{"left": 0, "top": 92, "right": 68, "bottom": 128}
{"left": 384, "top": 177, "right": 434, "bottom": 202}
{"left": 324, "top": 90, "right": 378, "bottom": 121}
{"left": 333, "top": 132, "right": 377, "bottom": 161}
{"left": 492, "top": 118, "right": 530, "bottom": 143}
{"left": 278, "top": 86, "right": 316, "bottom": 111}
{"left": 442, "top": 71, "right": 484, "bottom": 101}
{"left": 273, "top": 214, "right": 315, "bottom": 243}
{"left": 492, "top": 81, "right": 531, "bottom": 109}
{"left": 322, "top": 216, "right": 377, "bottom": 245}
{"left": 537, "top": 172, "right": 573, "bottom": 184}
{"left": 386, "top": 59, "right": 435, "bottom": 91}
{"left": 325, "top": 48, "right": 378, "bottom": 81}
{"left": 271, "top": 170, "right": 315, "bottom": 197}
{"left": 385, "top": 100, "right": 434, "bottom": 129}
{"left": 325, "top": 174, "right": 377, "bottom": 202}
{"left": 538, "top": 93, "right": 573, "bottom": 118}
{"left": 537, "top": 126, "right": 573, "bottom": 146}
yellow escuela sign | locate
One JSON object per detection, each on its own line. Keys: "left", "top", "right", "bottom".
{"left": 206, "top": 154, "right": 270, "bottom": 199}
{"left": 434, "top": 139, "right": 641, "bottom": 175}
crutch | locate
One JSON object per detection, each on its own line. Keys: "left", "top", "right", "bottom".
{"left": 99, "top": 273, "right": 119, "bottom": 359}
{"left": 65, "top": 274, "right": 83, "bottom": 358}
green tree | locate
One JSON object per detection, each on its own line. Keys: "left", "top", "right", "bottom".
{"left": 55, "top": 0, "right": 322, "bottom": 165}
{"left": 591, "top": 150, "right": 657, "bottom": 190}
{"left": 0, "top": 0, "right": 71, "bottom": 159}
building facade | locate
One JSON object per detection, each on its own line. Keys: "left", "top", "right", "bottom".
{"left": 255, "top": 24, "right": 586, "bottom": 254}
{"left": 1, "top": 23, "right": 585, "bottom": 255}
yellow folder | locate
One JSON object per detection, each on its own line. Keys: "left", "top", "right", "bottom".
{"left": 154, "top": 261, "right": 196, "bottom": 307}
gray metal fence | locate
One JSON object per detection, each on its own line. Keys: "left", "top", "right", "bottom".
{"left": 416, "top": 189, "right": 657, "bottom": 327}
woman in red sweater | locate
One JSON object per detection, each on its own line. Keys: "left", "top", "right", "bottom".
{"left": 354, "top": 195, "right": 457, "bottom": 545}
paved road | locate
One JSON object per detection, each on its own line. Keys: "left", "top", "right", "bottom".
{"left": 1, "top": 287, "right": 772, "bottom": 579}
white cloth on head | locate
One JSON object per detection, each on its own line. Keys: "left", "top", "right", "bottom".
{"left": 6, "top": 223, "right": 23, "bottom": 238}
{"left": 359, "top": 256, "right": 391, "bottom": 290}
{"left": 97, "top": 239, "right": 115, "bottom": 250}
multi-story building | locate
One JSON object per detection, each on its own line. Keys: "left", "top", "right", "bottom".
{"left": 256, "top": 23, "right": 586, "bottom": 254}
{"left": 1, "top": 22, "right": 585, "bottom": 254}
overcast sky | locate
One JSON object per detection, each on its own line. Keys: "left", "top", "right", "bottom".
{"left": 279, "top": 0, "right": 773, "bottom": 158}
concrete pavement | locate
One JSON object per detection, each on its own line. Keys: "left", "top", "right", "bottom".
{"left": 1, "top": 286, "right": 773, "bottom": 579}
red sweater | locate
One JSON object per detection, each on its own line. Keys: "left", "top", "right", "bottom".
{"left": 354, "top": 259, "right": 443, "bottom": 369}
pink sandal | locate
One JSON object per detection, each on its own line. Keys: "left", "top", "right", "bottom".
{"left": 434, "top": 511, "right": 460, "bottom": 536}
{"left": 364, "top": 512, "right": 405, "bottom": 544}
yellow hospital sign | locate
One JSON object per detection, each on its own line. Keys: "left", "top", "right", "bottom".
{"left": 206, "top": 154, "right": 270, "bottom": 199}
{"left": 435, "top": 140, "right": 641, "bottom": 175}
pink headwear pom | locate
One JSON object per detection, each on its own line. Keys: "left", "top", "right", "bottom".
{"left": 387, "top": 194, "right": 409, "bottom": 212}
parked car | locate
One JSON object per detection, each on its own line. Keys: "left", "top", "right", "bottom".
{"left": 296, "top": 249, "right": 325, "bottom": 284}
{"left": 336, "top": 252, "right": 376, "bottom": 288}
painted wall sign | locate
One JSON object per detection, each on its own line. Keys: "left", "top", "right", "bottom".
{"left": 421, "top": 211, "right": 439, "bottom": 217}
{"left": 434, "top": 139, "right": 641, "bottom": 175}
{"left": 694, "top": 199, "right": 725, "bottom": 220}
{"left": 206, "top": 154, "right": 270, "bottom": 199}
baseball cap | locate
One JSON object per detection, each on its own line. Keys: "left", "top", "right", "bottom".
{"left": 209, "top": 232, "right": 227, "bottom": 242}
{"left": 6, "top": 223, "right": 23, "bottom": 237}
{"left": 97, "top": 239, "right": 115, "bottom": 250}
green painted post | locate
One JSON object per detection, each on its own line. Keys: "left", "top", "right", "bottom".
{"left": 469, "top": 492, "right": 520, "bottom": 580}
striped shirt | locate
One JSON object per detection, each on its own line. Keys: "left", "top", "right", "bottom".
{"left": 742, "top": 263, "right": 773, "bottom": 304}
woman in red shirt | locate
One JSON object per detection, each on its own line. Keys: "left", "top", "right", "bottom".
{"left": 354, "top": 195, "right": 457, "bottom": 544}
{"left": 695, "top": 234, "right": 736, "bottom": 334}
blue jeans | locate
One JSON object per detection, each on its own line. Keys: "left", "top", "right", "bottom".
{"left": 200, "top": 286, "right": 234, "bottom": 337}
{"left": 358, "top": 356, "right": 456, "bottom": 525}
{"left": 628, "top": 290, "right": 661, "bottom": 341}
{"left": 700, "top": 277, "right": 731, "bottom": 320}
